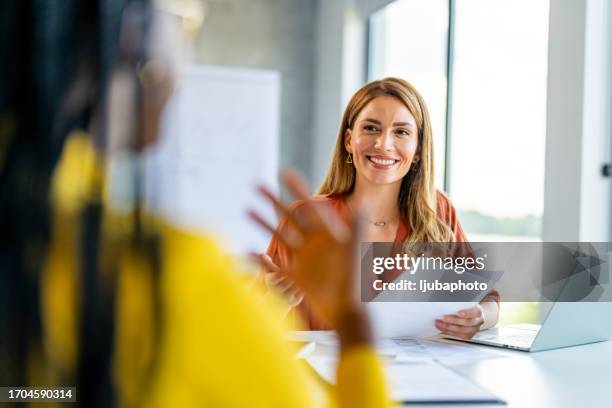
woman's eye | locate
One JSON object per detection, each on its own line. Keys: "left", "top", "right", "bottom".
{"left": 364, "top": 125, "right": 379, "bottom": 133}
{"left": 396, "top": 129, "right": 410, "bottom": 137}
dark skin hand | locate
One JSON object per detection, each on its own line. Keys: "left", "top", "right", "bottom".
{"left": 249, "top": 169, "right": 372, "bottom": 348}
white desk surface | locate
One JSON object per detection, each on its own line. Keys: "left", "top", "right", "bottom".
{"left": 306, "top": 335, "right": 612, "bottom": 407}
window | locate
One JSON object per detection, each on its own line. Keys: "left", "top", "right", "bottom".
{"left": 368, "top": 0, "right": 449, "bottom": 188}
{"left": 368, "top": 0, "right": 549, "bottom": 324}
{"left": 449, "top": 0, "right": 549, "bottom": 242}
{"left": 368, "top": 0, "right": 550, "bottom": 242}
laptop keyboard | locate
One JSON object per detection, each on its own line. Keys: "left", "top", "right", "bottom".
{"left": 493, "top": 333, "right": 536, "bottom": 348}
{"left": 475, "top": 331, "right": 537, "bottom": 348}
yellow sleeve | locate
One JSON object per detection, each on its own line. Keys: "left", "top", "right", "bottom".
{"left": 336, "top": 346, "right": 394, "bottom": 408}
{"left": 145, "top": 223, "right": 392, "bottom": 408}
{"left": 146, "top": 224, "right": 316, "bottom": 408}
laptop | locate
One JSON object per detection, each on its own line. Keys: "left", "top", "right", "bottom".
{"left": 447, "top": 302, "right": 612, "bottom": 352}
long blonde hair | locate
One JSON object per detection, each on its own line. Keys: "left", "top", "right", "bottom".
{"left": 317, "top": 77, "right": 452, "bottom": 243}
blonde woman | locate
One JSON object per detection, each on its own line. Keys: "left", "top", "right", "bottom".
{"left": 263, "top": 77, "right": 499, "bottom": 339}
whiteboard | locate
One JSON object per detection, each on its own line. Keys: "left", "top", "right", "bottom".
{"left": 145, "top": 65, "right": 281, "bottom": 255}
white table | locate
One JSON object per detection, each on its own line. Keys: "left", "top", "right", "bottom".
{"left": 303, "top": 333, "right": 612, "bottom": 407}
{"left": 432, "top": 338, "right": 612, "bottom": 408}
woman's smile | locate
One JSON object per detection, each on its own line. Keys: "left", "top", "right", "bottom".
{"left": 366, "top": 154, "right": 400, "bottom": 170}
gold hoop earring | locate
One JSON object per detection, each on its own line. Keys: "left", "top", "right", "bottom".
{"left": 346, "top": 153, "right": 353, "bottom": 164}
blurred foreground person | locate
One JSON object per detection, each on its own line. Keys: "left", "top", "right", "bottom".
{"left": 0, "top": 0, "right": 391, "bottom": 406}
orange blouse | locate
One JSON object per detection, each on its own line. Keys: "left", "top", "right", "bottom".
{"left": 265, "top": 190, "right": 499, "bottom": 329}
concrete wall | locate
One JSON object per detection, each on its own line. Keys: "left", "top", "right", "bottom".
{"left": 193, "top": 0, "right": 316, "bottom": 183}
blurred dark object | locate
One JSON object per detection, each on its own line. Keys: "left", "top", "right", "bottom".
{"left": 0, "top": 0, "right": 153, "bottom": 406}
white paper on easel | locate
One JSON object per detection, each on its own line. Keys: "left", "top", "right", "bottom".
{"left": 145, "top": 65, "right": 280, "bottom": 255}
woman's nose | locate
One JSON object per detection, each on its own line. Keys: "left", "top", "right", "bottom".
{"left": 374, "top": 130, "right": 394, "bottom": 150}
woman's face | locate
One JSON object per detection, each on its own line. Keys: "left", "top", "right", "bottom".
{"left": 345, "top": 95, "right": 419, "bottom": 187}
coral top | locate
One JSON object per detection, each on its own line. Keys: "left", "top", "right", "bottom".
{"left": 265, "top": 190, "right": 499, "bottom": 329}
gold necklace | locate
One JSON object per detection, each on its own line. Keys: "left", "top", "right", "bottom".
{"left": 345, "top": 197, "right": 399, "bottom": 227}
{"left": 363, "top": 216, "right": 399, "bottom": 227}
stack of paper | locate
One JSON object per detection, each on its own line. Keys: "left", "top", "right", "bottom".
{"left": 306, "top": 353, "right": 503, "bottom": 404}
{"left": 291, "top": 331, "right": 506, "bottom": 404}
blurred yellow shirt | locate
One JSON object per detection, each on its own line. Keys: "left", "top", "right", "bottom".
{"left": 43, "top": 133, "right": 392, "bottom": 408}
{"left": 145, "top": 223, "right": 391, "bottom": 408}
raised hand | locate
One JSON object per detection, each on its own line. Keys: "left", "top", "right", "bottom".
{"left": 249, "top": 169, "right": 371, "bottom": 346}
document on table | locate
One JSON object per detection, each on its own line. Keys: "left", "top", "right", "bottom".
{"left": 389, "top": 337, "right": 508, "bottom": 366}
{"left": 289, "top": 331, "right": 338, "bottom": 346}
{"left": 306, "top": 355, "right": 504, "bottom": 404}
{"left": 368, "top": 301, "right": 477, "bottom": 339}
{"left": 290, "top": 332, "right": 508, "bottom": 366}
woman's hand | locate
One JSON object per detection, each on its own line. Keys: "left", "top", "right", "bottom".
{"left": 250, "top": 169, "right": 371, "bottom": 348}
{"left": 435, "top": 305, "right": 485, "bottom": 340}
{"left": 259, "top": 253, "right": 304, "bottom": 308}
{"left": 435, "top": 301, "right": 499, "bottom": 340}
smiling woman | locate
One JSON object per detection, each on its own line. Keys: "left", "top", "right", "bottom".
{"left": 263, "top": 78, "right": 500, "bottom": 336}
{"left": 320, "top": 78, "right": 451, "bottom": 243}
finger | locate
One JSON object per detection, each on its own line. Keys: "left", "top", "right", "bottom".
{"left": 268, "top": 274, "right": 301, "bottom": 302}
{"left": 287, "top": 290, "right": 304, "bottom": 307}
{"left": 281, "top": 169, "right": 327, "bottom": 227}
{"left": 439, "top": 327, "right": 476, "bottom": 340}
{"left": 290, "top": 291, "right": 304, "bottom": 303}
{"left": 281, "top": 168, "right": 313, "bottom": 202}
{"left": 438, "top": 328, "right": 475, "bottom": 340}
{"left": 275, "top": 273, "right": 300, "bottom": 292}
{"left": 435, "top": 320, "right": 476, "bottom": 335}
{"left": 264, "top": 272, "right": 285, "bottom": 287}
{"left": 260, "top": 254, "right": 282, "bottom": 274}
{"left": 248, "top": 210, "right": 301, "bottom": 250}
{"left": 282, "top": 169, "right": 352, "bottom": 242}
{"left": 256, "top": 185, "right": 309, "bottom": 235}
{"left": 276, "top": 282, "right": 293, "bottom": 294}
{"left": 457, "top": 306, "right": 482, "bottom": 319}
{"left": 259, "top": 255, "right": 296, "bottom": 291}
{"left": 264, "top": 273, "right": 297, "bottom": 298}
{"left": 442, "top": 314, "right": 483, "bottom": 327}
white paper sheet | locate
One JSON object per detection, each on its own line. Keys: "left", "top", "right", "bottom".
{"left": 290, "top": 300, "right": 480, "bottom": 341}
{"left": 368, "top": 301, "right": 477, "bottom": 339}
{"left": 289, "top": 331, "right": 507, "bottom": 365}
{"left": 306, "top": 354, "right": 502, "bottom": 403}
{"left": 289, "top": 331, "right": 338, "bottom": 346}
{"left": 289, "top": 331, "right": 418, "bottom": 360}
{"left": 391, "top": 337, "right": 508, "bottom": 366}
{"left": 144, "top": 65, "right": 280, "bottom": 255}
